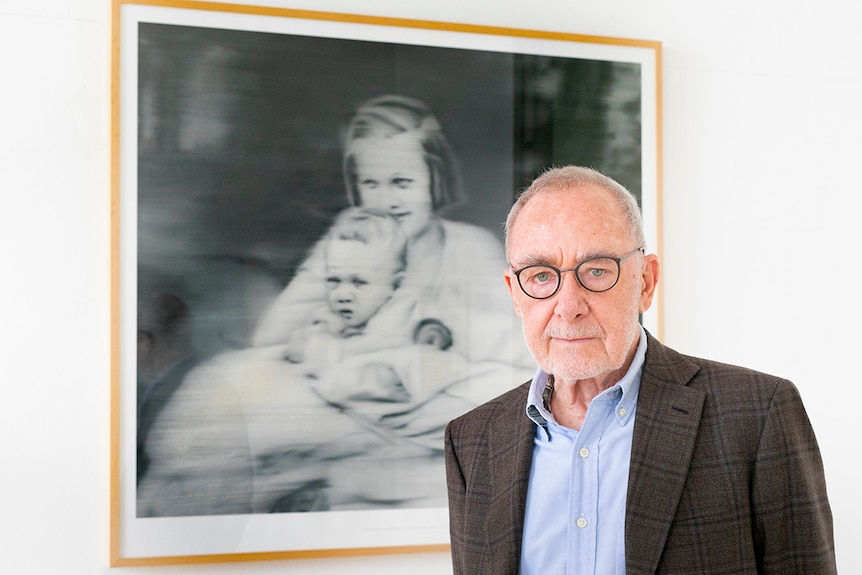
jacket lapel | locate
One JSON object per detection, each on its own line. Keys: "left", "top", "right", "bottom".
{"left": 487, "top": 383, "right": 536, "bottom": 572}
{"left": 625, "top": 335, "right": 705, "bottom": 575}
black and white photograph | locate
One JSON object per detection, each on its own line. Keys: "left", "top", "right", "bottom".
{"left": 113, "top": 0, "right": 659, "bottom": 564}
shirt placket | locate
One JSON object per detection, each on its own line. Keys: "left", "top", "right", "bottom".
{"left": 569, "top": 393, "right": 614, "bottom": 575}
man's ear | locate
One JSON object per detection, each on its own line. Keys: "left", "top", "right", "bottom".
{"left": 504, "top": 270, "right": 523, "bottom": 318}
{"left": 638, "top": 254, "right": 660, "bottom": 314}
{"left": 393, "top": 271, "right": 406, "bottom": 291}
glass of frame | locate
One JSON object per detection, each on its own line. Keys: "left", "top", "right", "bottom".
{"left": 111, "top": 0, "right": 662, "bottom": 566}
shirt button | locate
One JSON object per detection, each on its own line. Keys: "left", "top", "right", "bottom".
{"left": 578, "top": 447, "right": 590, "bottom": 459}
{"left": 576, "top": 516, "right": 588, "bottom": 529}
{"left": 618, "top": 407, "right": 627, "bottom": 417}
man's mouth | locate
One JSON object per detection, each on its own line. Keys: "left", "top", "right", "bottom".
{"left": 546, "top": 329, "right": 600, "bottom": 343}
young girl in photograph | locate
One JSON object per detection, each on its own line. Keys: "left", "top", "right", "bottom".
{"left": 253, "top": 95, "right": 531, "bottom": 370}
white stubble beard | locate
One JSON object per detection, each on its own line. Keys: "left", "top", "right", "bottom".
{"left": 532, "top": 291, "right": 642, "bottom": 382}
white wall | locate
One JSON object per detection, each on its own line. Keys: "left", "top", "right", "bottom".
{"left": 2, "top": 0, "right": 859, "bottom": 573}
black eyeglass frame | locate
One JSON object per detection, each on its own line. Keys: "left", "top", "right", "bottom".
{"left": 511, "top": 247, "right": 645, "bottom": 299}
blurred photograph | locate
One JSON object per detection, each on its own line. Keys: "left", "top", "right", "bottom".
{"left": 135, "top": 20, "right": 645, "bottom": 517}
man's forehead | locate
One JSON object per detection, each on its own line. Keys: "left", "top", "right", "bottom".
{"left": 515, "top": 187, "right": 625, "bottom": 231}
{"left": 509, "top": 190, "right": 631, "bottom": 261}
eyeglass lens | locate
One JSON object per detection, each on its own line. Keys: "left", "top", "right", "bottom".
{"left": 517, "top": 257, "right": 621, "bottom": 298}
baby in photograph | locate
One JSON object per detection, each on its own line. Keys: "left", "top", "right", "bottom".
{"left": 173, "top": 208, "right": 477, "bottom": 513}
{"left": 281, "top": 206, "right": 457, "bottom": 409}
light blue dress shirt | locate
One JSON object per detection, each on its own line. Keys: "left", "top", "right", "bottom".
{"left": 520, "top": 326, "right": 647, "bottom": 575}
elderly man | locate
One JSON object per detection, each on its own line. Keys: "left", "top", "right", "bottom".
{"left": 444, "top": 166, "right": 835, "bottom": 574}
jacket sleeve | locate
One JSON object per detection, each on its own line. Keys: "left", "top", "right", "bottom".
{"left": 751, "top": 379, "right": 836, "bottom": 574}
{"left": 445, "top": 419, "right": 469, "bottom": 574}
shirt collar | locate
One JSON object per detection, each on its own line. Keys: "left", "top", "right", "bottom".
{"left": 525, "top": 325, "right": 648, "bottom": 436}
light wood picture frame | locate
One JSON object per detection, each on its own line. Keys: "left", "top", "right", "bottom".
{"left": 111, "top": 0, "right": 661, "bottom": 565}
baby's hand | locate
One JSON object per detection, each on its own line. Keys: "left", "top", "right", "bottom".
{"left": 413, "top": 318, "right": 453, "bottom": 350}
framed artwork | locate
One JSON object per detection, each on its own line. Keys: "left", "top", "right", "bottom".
{"left": 111, "top": 0, "right": 662, "bottom": 566}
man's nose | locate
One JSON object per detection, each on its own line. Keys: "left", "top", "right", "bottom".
{"left": 553, "top": 271, "right": 590, "bottom": 319}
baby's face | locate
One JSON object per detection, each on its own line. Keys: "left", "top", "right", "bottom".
{"left": 324, "top": 239, "right": 400, "bottom": 329}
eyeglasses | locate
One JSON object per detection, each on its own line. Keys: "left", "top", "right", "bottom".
{"left": 511, "top": 247, "right": 644, "bottom": 299}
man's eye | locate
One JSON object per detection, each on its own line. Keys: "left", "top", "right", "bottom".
{"left": 526, "top": 269, "right": 555, "bottom": 284}
{"left": 360, "top": 179, "right": 379, "bottom": 189}
{"left": 392, "top": 177, "right": 413, "bottom": 189}
{"left": 352, "top": 278, "right": 368, "bottom": 288}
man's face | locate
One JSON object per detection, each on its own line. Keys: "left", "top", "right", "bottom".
{"left": 504, "top": 185, "right": 658, "bottom": 384}
{"left": 324, "top": 239, "right": 401, "bottom": 329}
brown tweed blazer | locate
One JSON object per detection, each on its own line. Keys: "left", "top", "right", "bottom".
{"left": 445, "top": 333, "right": 836, "bottom": 574}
